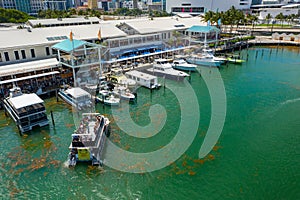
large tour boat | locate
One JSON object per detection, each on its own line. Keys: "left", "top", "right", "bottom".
{"left": 58, "top": 87, "right": 92, "bottom": 110}
{"left": 68, "top": 113, "right": 110, "bottom": 167}
{"left": 3, "top": 87, "right": 49, "bottom": 133}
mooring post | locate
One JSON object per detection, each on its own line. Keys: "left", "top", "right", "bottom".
{"left": 50, "top": 110, "right": 55, "bottom": 127}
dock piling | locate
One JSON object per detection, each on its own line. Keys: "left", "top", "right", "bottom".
{"left": 50, "top": 110, "right": 55, "bottom": 127}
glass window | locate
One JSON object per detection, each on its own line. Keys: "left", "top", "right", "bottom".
{"left": 14, "top": 51, "right": 20, "bottom": 60}
{"left": 30, "top": 49, "right": 36, "bottom": 58}
{"left": 0, "top": 53, "right": 2, "bottom": 62}
{"left": 45, "top": 47, "right": 50, "bottom": 56}
{"left": 21, "top": 50, "right": 26, "bottom": 59}
{"left": 4, "top": 52, "right": 9, "bottom": 61}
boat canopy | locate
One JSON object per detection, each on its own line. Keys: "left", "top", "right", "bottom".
{"left": 126, "top": 70, "right": 157, "bottom": 81}
{"left": 65, "top": 87, "right": 90, "bottom": 98}
{"left": 0, "top": 58, "right": 59, "bottom": 78}
{"left": 0, "top": 71, "right": 59, "bottom": 85}
{"left": 9, "top": 93, "right": 44, "bottom": 109}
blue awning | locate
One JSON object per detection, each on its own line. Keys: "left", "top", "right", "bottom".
{"left": 136, "top": 45, "right": 162, "bottom": 51}
{"left": 52, "top": 39, "right": 87, "bottom": 53}
{"left": 186, "top": 26, "right": 220, "bottom": 33}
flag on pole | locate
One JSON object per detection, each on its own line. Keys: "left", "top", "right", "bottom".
{"left": 97, "top": 28, "right": 101, "bottom": 40}
{"left": 218, "top": 18, "right": 222, "bottom": 26}
{"left": 70, "top": 31, "right": 73, "bottom": 41}
{"left": 207, "top": 20, "right": 211, "bottom": 26}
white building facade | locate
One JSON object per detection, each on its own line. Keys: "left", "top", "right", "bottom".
{"left": 166, "top": 0, "right": 253, "bottom": 14}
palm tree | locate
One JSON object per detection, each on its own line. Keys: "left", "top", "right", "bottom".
{"left": 246, "top": 14, "right": 258, "bottom": 35}
{"left": 289, "top": 14, "right": 297, "bottom": 25}
{"left": 201, "top": 10, "right": 215, "bottom": 25}
{"left": 275, "top": 13, "right": 285, "bottom": 28}
{"left": 265, "top": 13, "right": 272, "bottom": 27}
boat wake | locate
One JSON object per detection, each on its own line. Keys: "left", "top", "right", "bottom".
{"left": 281, "top": 97, "right": 300, "bottom": 105}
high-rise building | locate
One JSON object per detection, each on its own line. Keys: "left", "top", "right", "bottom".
{"left": 251, "top": 0, "right": 262, "bottom": 4}
{"left": 15, "top": 0, "right": 31, "bottom": 13}
{"left": 0, "top": 0, "right": 72, "bottom": 15}
{"left": 87, "top": 0, "right": 98, "bottom": 9}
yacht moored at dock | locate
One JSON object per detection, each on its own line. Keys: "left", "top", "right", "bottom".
{"left": 172, "top": 59, "right": 197, "bottom": 72}
{"left": 58, "top": 87, "right": 92, "bottom": 110}
{"left": 3, "top": 87, "right": 49, "bottom": 133}
{"left": 147, "top": 59, "right": 189, "bottom": 80}
{"left": 186, "top": 52, "right": 223, "bottom": 67}
{"left": 68, "top": 113, "right": 110, "bottom": 167}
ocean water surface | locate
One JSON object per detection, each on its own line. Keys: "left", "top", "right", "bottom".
{"left": 0, "top": 46, "right": 299, "bottom": 199}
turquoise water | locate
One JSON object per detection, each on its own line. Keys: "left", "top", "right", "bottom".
{"left": 0, "top": 46, "right": 300, "bottom": 199}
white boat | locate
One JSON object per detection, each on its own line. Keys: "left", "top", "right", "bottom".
{"left": 112, "top": 86, "right": 135, "bottom": 101}
{"left": 107, "top": 69, "right": 136, "bottom": 87}
{"left": 147, "top": 59, "right": 189, "bottom": 79}
{"left": 96, "top": 90, "right": 120, "bottom": 106}
{"left": 186, "top": 48, "right": 225, "bottom": 67}
{"left": 172, "top": 59, "right": 197, "bottom": 71}
{"left": 186, "top": 52, "right": 222, "bottom": 67}
{"left": 68, "top": 113, "right": 110, "bottom": 167}
{"left": 58, "top": 87, "right": 92, "bottom": 110}
{"left": 203, "top": 48, "right": 227, "bottom": 63}
{"left": 125, "top": 70, "right": 161, "bottom": 89}
{"left": 3, "top": 87, "right": 49, "bottom": 133}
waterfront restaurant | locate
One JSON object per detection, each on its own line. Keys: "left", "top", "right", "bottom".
{"left": 0, "top": 58, "right": 60, "bottom": 97}
{"left": 0, "top": 16, "right": 206, "bottom": 94}
{"left": 52, "top": 39, "right": 104, "bottom": 87}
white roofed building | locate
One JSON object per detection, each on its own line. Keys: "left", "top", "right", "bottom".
{"left": 166, "top": 0, "right": 252, "bottom": 15}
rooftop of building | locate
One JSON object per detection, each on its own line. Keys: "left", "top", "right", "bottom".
{"left": 28, "top": 17, "right": 100, "bottom": 27}
{"left": 0, "top": 16, "right": 205, "bottom": 50}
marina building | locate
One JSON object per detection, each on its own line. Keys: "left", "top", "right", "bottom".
{"left": 0, "top": 16, "right": 205, "bottom": 91}
{"left": 27, "top": 17, "right": 100, "bottom": 28}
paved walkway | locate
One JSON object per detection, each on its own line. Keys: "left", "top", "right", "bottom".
{"left": 249, "top": 36, "right": 300, "bottom": 45}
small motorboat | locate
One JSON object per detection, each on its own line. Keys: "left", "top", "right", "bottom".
{"left": 112, "top": 86, "right": 135, "bottom": 101}
{"left": 96, "top": 90, "right": 120, "bottom": 106}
